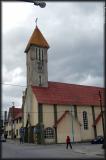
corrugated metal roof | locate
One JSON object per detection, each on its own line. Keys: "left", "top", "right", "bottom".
{"left": 25, "top": 26, "right": 49, "bottom": 52}
{"left": 8, "top": 107, "right": 22, "bottom": 120}
{"left": 14, "top": 111, "right": 22, "bottom": 120}
{"left": 32, "top": 81, "right": 104, "bottom": 106}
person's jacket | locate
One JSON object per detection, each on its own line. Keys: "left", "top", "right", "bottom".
{"left": 66, "top": 136, "right": 70, "bottom": 143}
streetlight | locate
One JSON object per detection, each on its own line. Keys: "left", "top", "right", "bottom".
{"left": 22, "top": 0, "right": 46, "bottom": 8}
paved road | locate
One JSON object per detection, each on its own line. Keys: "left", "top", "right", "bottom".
{"left": 1, "top": 140, "right": 105, "bottom": 159}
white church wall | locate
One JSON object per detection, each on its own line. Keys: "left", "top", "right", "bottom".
{"left": 31, "top": 93, "right": 38, "bottom": 126}
{"left": 56, "top": 105, "right": 70, "bottom": 143}
{"left": 77, "top": 106, "right": 94, "bottom": 141}
{"left": 73, "top": 119, "right": 81, "bottom": 142}
{"left": 94, "top": 106, "right": 103, "bottom": 136}
{"left": 23, "top": 87, "right": 33, "bottom": 127}
{"left": 23, "top": 98, "right": 27, "bottom": 128}
{"left": 23, "top": 93, "right": 29, "bottom": 127}
{"left": 43, "top": 104, "right": 54, "bottom": 128}
{"left": 56, "top": 105, "right": 81, "bottom": 143}
{"left": 42, "top": 104, "right": 55, "bottom": 144}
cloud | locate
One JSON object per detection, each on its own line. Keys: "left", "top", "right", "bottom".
{"left": 2, "top": 2, "right": 104, "bottom": 113}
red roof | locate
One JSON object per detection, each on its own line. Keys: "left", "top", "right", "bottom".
{"left": 32, "top": 81, "right": 105, "bottom": 106}
{"left": 14, "top": 110, "right": 22, "bottom": 120}
{"left": 8, "top": 107, "right": 22, "bottom": 120}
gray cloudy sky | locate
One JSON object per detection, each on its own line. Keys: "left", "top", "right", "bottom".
{"left": 2, "top": 1, "right": 104, "bottom": 113}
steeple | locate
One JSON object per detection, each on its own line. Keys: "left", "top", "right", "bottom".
{"left": 25, "top": 23, "right": 49, "bottom": 87}
{"left": 25, "top": 25, "right": 49, "bottom": 53}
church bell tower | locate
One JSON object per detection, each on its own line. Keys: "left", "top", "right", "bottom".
{"left": 25, "top": 23, "right": 49, "bottom": 87}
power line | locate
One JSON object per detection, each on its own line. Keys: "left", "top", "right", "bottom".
{"left": 0, "top": 82, "right": 26, "bottom": 88}
{"left": 1, "top": 110, "right": 103, "bottom": 116}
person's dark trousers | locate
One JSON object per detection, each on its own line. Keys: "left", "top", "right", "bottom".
{"left": 70, "top": 142, "right": 72, "bottom": 149}
{"left": 20, "top": 137, "right": 22, "bottom": 144}
{"left": 66, "top": 142, "right": 72, "bottom": 149}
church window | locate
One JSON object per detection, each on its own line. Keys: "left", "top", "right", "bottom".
{"left": 44, "top": 127, "right": 54, "bottom": 139}
{"left": 39, "top": 48, "right": 41, "bottom": 61}
{"left": 36, "top": 48, "right": 38, "bottom": 59}
{"left": 42, "top": 49, "right": 43, "bottom": 61}
{"left": 83, "top": 111, "right": 88, "bottom": 130}
{"left": 38, "top": 61, "right": 43, "bottom": 73}
{"left": 39, "top": 75, "right": 42, "bottom": 86}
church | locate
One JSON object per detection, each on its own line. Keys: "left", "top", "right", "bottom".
{"left": 23, "top": 23, "right": 105, "bottom": 144}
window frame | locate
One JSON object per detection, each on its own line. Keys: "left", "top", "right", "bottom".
{"left": 44, "top": 127, "right": 54, "bottom": 139}
{"left": 83, "top": 111, "right": 88, "bottom": 130}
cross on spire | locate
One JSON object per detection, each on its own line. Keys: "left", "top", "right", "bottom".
{"left": 12, "top": 101, "right": 15, "bottom": 106}
{"left": 35, "top": 18, "right": 38, "bottom": 26}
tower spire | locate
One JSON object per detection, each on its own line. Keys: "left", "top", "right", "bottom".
{"left": 25, "top": 22, "right": 49, "bottom": 53}
{"left": 25, "top": 21, "right": 49, "bottom": 87}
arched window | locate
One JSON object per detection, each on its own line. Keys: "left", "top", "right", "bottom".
{"left": 83, "top": 111, "right": 88, "bottom": 130}
{"left": 44, "top": 127, "right": 54, "bottom": 139}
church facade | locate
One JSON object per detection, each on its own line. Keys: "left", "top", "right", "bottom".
{"left": 23, "top": 25, "right": 105, "bottom": 144}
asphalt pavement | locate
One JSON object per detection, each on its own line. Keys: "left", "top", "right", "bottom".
{"left": 1, "top": 139, "right": 105, "bottom": 159}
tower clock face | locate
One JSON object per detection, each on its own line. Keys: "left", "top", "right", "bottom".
{"left": 30, "top": 52, "right": 35, "bottom": 60}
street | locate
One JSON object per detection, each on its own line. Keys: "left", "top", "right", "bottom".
{"left": 2, "top": 140, "right": 105, "bottom": 159}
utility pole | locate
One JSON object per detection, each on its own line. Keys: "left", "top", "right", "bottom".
{"left": 99, "top": 91, "right": 104, "bottom": 137}
{"left": 102, "top": 2, "right": 106, "bottom": 149}
{"left": 11, "top": 102, "right": 15, "bottom": 139}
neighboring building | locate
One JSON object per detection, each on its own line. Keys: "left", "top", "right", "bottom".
{"left": 23, "top": 24, "right": 105, "bottom": 144}
{"left": 14, "top": 111, "right": 22, "bottom": 138}
{"left": 4, "top": 106, "right": 22, "bottom": 139}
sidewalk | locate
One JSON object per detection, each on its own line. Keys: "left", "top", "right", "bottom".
{"left": 73, "top": 143, "right": 105, "bottom": 158}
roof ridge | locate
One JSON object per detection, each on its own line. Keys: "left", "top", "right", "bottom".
{"left": 48, "top": 81, "right": 104, "bottom": 89}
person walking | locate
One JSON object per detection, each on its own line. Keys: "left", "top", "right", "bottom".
{"left": 14, "top": 134, "right": 16, "bottom": 139}
{"left": 4, "top": 133, "right": 7, "bottom": 140}
{"left": 66, "top": 136, "right": 72, "bottom": 149}
{"left": 19, "top": 127, "right": 24, "bottom": 144}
